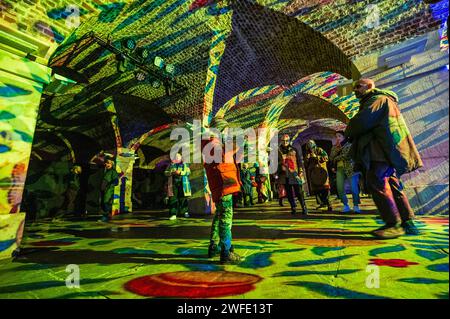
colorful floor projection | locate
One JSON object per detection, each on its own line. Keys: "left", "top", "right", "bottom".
{"left": 0, "top": 196, "right": 448, "bottom": 299}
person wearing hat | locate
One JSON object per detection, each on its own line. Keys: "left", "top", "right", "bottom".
{"left": 203, "top": 117, "right": 242, "bottom": 264}
{"left": 278, "top": 134, "right": 308, "bottom": 215}
{"left": 305, "top": 140, "right": 332, "bottom": 211}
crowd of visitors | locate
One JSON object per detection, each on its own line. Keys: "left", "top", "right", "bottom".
{"left": 54, "top": 78, "right": 422, "bottom": 263}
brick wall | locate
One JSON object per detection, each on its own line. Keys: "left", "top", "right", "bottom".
{"left": 1, "top": 0, "right": 447, "bottom": 58}
{"left": 0, "top": 0, "right": 120, "bottom": 46}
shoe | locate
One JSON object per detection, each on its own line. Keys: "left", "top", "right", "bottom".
{"left": 372, "top": 225, "right": 405, "bottom": 239}
{"left": 279, "top": 199, "right": 284, "bottom": 207}
{"left": 302, "top": 209, "right": 308, "bottom": 216}
{"left": 169, "top": 215, "right": 177, "bottom": 221}
{"left": 98, "top": 216, "right": 110, "bottom": 223}
{"left": 220, "top": 251, "right": 242, "bottom": 264}
{"left": 208, "top": 242, "right": 220, "bottom": 258}
{"left": 342, "top": 205, "right": 351, "bottom": 213}
{"left": 402, "top": 220, "right": 420, "bottom": 235}
{"left": 291, "top": 209, "right": 296, "bottom": 215}
{"left": 353, "top": 205, "right": 361, "bottom": 213}
{"left": 184, "top": 212, "right": 190, "bottom": 218}
{"left": 328, "top": 206, "right": 333, "bottom": 212}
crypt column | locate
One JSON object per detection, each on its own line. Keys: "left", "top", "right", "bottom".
{"left": 0, "top": 26, "right": 54, "bottom": 259}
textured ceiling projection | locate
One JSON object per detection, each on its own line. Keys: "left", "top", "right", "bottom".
{"left": 24, "top": 0, "right": 447, "bottom": 163}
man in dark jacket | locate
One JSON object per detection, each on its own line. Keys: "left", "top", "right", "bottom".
{"left": 345, "top": 79, "right": 423, "bottom": 239}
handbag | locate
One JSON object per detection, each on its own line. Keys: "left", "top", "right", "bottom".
{"left": 311, "top": 166, "right": 328, "bottom": 186}
{"left": 277, "top": 184, "right": 287, "bottom": 198}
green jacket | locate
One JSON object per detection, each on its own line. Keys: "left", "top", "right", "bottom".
{"left": 240, "top": 168, "right": 254, "bottom": 195}
{"left": 165, "top": 163, "right": 192, "bottom": 197}
{"left": 345, "top": 88, "right": 423, "bottom": 176}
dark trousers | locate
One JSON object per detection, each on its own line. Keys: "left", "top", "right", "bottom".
{"left": 366, "top": 161, "right": 414, "bottom": 226}
{"left": 286, "top": 183, "right": 307, "bottom": 212}
{"left": 316, "top": 189, "right": 330, "bottom": 207}
{"left": 56, "top": 188, "right": 78, "bottom": 218}
{"left": 243, "top": 192, "right": 254, "bottom": 206}
{"left": 169, "top": 182, "right": 188, "bottom": 216}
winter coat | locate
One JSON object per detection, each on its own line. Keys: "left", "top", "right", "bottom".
{"left": 202, "top": 137, "right": 242, "bottom": 203}
{"left": 329, "top": 142, "right": 356, "bottom": 178}
{"left": 345, "top": 88, "right": 423, "bottom": 176}
{"left": 165, "top": 163, "right": 192, "bottom": 198}
{"left": 305, "top": 144, "right": 330, "bottom": 192}
{"left": 277, "top": 145, "right": 301, "bottom": 184}
{"left": 240, "top": 168, "right": 254, "bottom": 195}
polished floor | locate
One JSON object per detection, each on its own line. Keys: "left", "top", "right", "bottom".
{"left": 0, "top": 196, "right": 448, "bottom": 299}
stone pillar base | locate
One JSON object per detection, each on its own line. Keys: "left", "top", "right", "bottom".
{"left": 0, "top": 213, "right": 25, "bottom": 260}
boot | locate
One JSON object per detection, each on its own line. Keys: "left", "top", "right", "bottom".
{"left": 208, "top": 242, "right": 220, "bottom": 258}
{"left": 220, "top": 251, "right": 242, "bottom": 264}
{"left": 372, "top": 224, "right": 405, "bottom": 239}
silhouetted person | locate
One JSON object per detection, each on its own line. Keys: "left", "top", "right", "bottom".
{"left": 100, "top": 158, "right": 119, "bottom": 222}
{"left": 54, "top": 165, "right": 82, "bottom": 221}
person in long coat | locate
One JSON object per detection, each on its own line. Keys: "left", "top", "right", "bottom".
{"left": 165, "top": 153, "right": 192, "bottom": 220}
{"left": 305, "top": 140, "right": 332, "bottom": 211}
{"left": 345, "top": 78, "right": 423, "bottom": 239}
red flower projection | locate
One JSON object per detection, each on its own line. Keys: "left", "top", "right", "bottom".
{"left": 189, "top": 0, "right": 218, "bottom": 11}
{"left": 369, "top": 258, "right": 419, "bottom": 268}
{"left": 125, "top": 271, "right": 262, "bottom": 298}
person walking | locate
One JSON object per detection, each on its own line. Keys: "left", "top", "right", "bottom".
{"left": 54, "top": 165, "right": 82, "bottom": 220}
{"left": 278, "top": 134, "right": 307, "bottom": 213}
{"left": 330, "top": 131, "right": 361, "bottom": 213}
{"left": 305, "top": 140, "right": 332, "bottom": 211}
{"left": 345, "top": 78, "right": 423, "bottom": 239}
{"left": 283, "top": 149, "right": 308, "bottom": 215}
